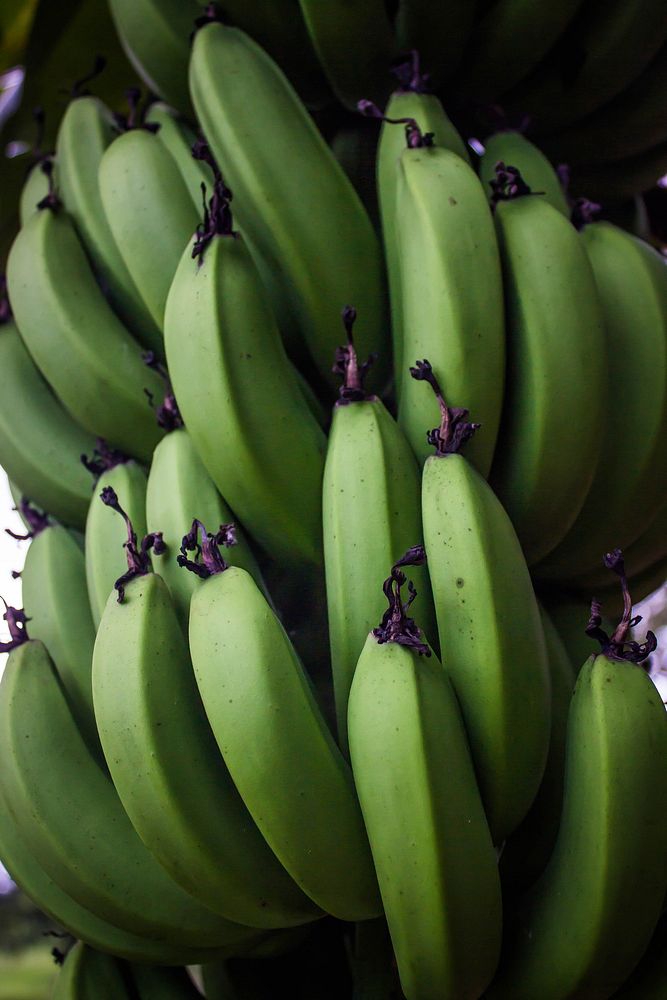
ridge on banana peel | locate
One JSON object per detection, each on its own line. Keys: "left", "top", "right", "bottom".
{"left": 183, "top": 519, "right": 382, "bottom": 921}
{"left": 348, "top": 547, "right": 502, "bottom": 1000}
{"left": 92, "top": 487, "right": 321, "bottom": 929}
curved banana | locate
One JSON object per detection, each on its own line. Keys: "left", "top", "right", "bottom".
{"left": 488, "top": 165, "right": 607, "bottom": 564}
{"left": 52, "top": 942, "right": 128, "bottom": 1000}
{"left": 478, "top": 130, "right": 569, "bottom": 215}
{"left": 487, "top": 556, "right": 667, "bottom": 999}
{"left": 535, "top": 220, "right": 667, "bottom": 582}
{"left": 84, "top": 451, "right": 148, "bottom": 627}
{"left": 395, "top": 0, "right": 476, "bottom": 86}
{"left": 373, "top": 58, "right": 469, "bottom": 395}
{"left": 415, "top": 361, "right": 551, "bottom": 843}
{"left": 98, "top": 120, "right": 200, "bottom": 334}
{"left": 323, "top": 308, "right": 435, "bottom": 756}
{"left": 93, "top": 489, "right": 321, "bottom": 929}
{"left": 163, "top": 176, "right": 326, "bottom": 568}
{"left": 144, "top": 102, "right": 213, "bottom": 213}
{"left": 189, "top": 20, "right": 387, "bottom": 389}
{"left": 0, "top": 311, "right": 95, "bottom": 530}
{"left": 21, "top": 509, "right": 98, "bottom": 755}
{"left": 499, "top": 603, "right": 575, "bottom": 896}
{"left": 185, "top": 521, "right": 382, "bottom": 921}
{"left": 56, "top": 94, "right": 162, "bottom": 353}
{"left": 107, "top": 0, "right": 199, "bottom": 115}
{"left": 5, "top": 206, "right": 163, "bottom": 462}
{"left": 0, "top": 634, "right": 258, "bottom": 949}
{"left": 297, "top": 0, "right": 397, "bottom": 108}
{"left": 19, "top": 156, "right": 55, "bottom": 226}
{"left": 391, "top": 118, "right": 505, "bottom": 476}
{"left": 348, "top": 549, "right": 502, "bottom": 999}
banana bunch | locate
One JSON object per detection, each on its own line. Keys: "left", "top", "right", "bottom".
{"left": 0, "top": 5, "right": 667, "bottom": 998}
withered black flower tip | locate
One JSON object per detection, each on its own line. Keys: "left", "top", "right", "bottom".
{"left": 4, "top": 499, "right": 50, "bottom": 541}
{"left": 571, "top": 196, "right": 601, "bottom": 231}
{"left": 410, "top": 359, "right": 480, "bottom": 455}
{"left": 0, "top": 603, "right": 30, "bottom": 652}
{"left": 178, "top": 519, "right": 236, "bottom": 578}
{"left": 394, "top": 544, "right": 427, "bottom": 569}
{"left": 391, "top": 50, "right": 432, "bottom": 94}
{"left": 36, "top": 157, "right": 61, "bottom": 213}
{"left": 142, "top": 353, "right": 183, "bottom": 431}
{"left": 71, "top": 54, "right": 107, "bottom": 98}
{"left": 82, "top": 439, "right": 128, "bottom": 480}
{"left": 489, "top": 162, "right": 540, "bottom": 209}
{"left": 100, "top": 487, "right": 161, "bottom": 600}
{"left": 192, "top": 163, "right": 236, "bottom": 264}
{"left": 373, "top": 559, "right": 430, "bottom": 656}
{"left": 585, "top": 551, "right": 658, "bottom": 664}
{"left": 333, "top": 305, "right": 376, "bottom": 404}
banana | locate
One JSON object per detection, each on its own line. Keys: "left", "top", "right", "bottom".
{"left": 20, "top": 507, "right": 98, "bottom": 756}
{"left": 19, "top": 156, "right": 56, "bottom": 226}
{"left": 395, "top": 0, "right": 476, "bottom": 86}
{"left": 535, "top": 220, "right": 667, "bottom": 582}
{"left": 499, "top": 603, "right": 575, "bottom": 896}
{"left": 503, "top": 0, "right": 667, "bottom": 134}
{"left": 487, "top": 554, "right": 667, "bottom": 999}
{"left": 478, "top": 130, "right": 570, "bottom": 215}
{"left": 612, "top": 913, "right": 667, "bottom": 997}
{"left": 0, "top": 306, "right": 95, "bottom": 530}
{"left": 348, "top": 548, "right": 502, "bottom": 1000}
{"left": 488, "top": 164, "right": 607, "bottom": 564}
{"left": 455, "top": 0, "right": 585, "bottom": 101}
{"left": 372, "top": 55, "right": 469, "bottom": 397}
{"left": 98, "top": 115, "right": 201, "bottom": 335}
{"left": 144, "top": 102, "right": 213, "bottom": 213}
{"left": 414, "top": 360, "right": 551, "bottom": 843}
{"left": 52, "top": 942, "right": 128, "bottom": 1000}
{"left": 163, "top": 174, "right": 326, "bottom": 568}
{"left": 107, "top": 0, "right": 199, "bottom": 115}
{"left": 93, "top": 487, "right": 322, "bottom": 929}
{"left": 145, "top": 365, "right": 263, "bottom": 630}
{"left": 297, "top": 0, "right": 397, "bottom": 108}
{"left": 387, "top": 112, "right": 505, "bottom": 476}
{"left": 0, "top": 634, "right": 259, "bottom": 949}
{"left": 0, "top": 780, "right": 219, "bottom": 965}
{"left": 323, "top": 307, "right": 435, "bottom": 757}
{"left": 56, "top": 94, "right": 162, "bottom": 354}
{"left": 184, "top": 521, "right": 382, "bottom": 921}
{"left": 189, "top": 20, "right": 387, "bottom": 389}
{"left": 5, "top": 206, "right": 163, "bottom": 463}
{"left": 83, "top": 448, "right": 148, "bottom": 627}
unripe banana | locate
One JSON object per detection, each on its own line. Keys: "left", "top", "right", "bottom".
{"left": 98, "top": 120, "right": 200, "bottom": 334}
{"left": 52, "top": 942, "right": 128, "bottom": 1000}
{"left": 323, "top": 308, "right": 435, "bottom": 756}
{"left": 19, "top": 157, "right": 55, "bottom": 226}
{"left": 488, "top": 165, "right": 607, "bottom": 564}
{"left": 612, "top": 913, "right": 667, "bottom": 997}
{"left": 0, "top": 308, "right": 95, "bottom": 530}
{"left": 348, "top": 549, "right": 502, "bottom": 999}
{"left": 478, "top": 130, "right": 570, "bottom": 216}
{"left": 0, "top": 634, "right": 257, "bottom": 949}
{"left": 93, "top": 490, "right": 321, "bottom": 929}
{"left": 415, "top": 361, "right": 550, "bottom": 843}
{"left": 56, "top": 94, "right": 162, "bottom": 353}
{"left": 5, "top": 206, "right": 163, "bottom": 462}
{"left": 83, "top": 448, "right": 148, "bottom": 627}
{"left": 185, "top": 522, "right": 382, "bottom": 920}
{"left": 488, "top": 556, "right": 667, "bottom": 999}
{"left": 144, "top": 102, "right": 213, "bottom": 213}
{"left": 20, "top": 506, "right": 98, "bottom": 755}
{"left": 189, "top": 20, "right": 387, "bottom": 388}
{"left": 163, "top": 174, "right": 326, "bottom": 568}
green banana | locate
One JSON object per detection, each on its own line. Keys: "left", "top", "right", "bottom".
{"left": 19, "top": 157, "right": 55, "bottom": 226}
{"left": 98, "top": 117, "right": 200, "bottom": 335}
{"left": 0, "top": 780, "right": 219, "bottom": 965}
{"left": 348, "top": 548, "right": 502, "bottom": 1000}
{"left": 373, "top": 56, "right": 469, "bottom": 397}
{"left": 93, "top": 488, "right": 321, "bottom": 929}
{"left": 5, "top": 206, "right": 163, "bottom": 463}
{"left": 488, "top": 164, "right": 607, "bottom": 564}
{"left": 0, "top": 308, "right": 95, "bottom": 530}
{"left": 107, "top": 0, "right": 199, "bottom": 115}
{"left": 0, "top": 633, "right": 258, "bottom": 949}
{"left": 535, "top": 219, "right": 667, "bottom": 582}
{"left": 189, "top": 20, "right": 387, "bottom": 389}
{"left": 395, "top": 0, "right": 476, "bottom": 86}
{"left": 52, "top": 942, "right": 128, "bottom": 1000}
{"left": 487, "top": 554, "right": 667, "bottom": 999}
{"left": 144, "top": 101, "right": 213, "bottom": 213}
{"left": 388, "top": 113, "right": 505, "bottom": 476}
{"left": 478, "top": 129, "right": 570, "bottom": 215}
{"left": 185, "top": 521, "right": 382, "bottom": 921}
{"left": 163, "top": 173, "right": 326, "bottom": 568}
{"left": 20, "top": 506, "right": 98, "bottom": 755}
{"left": 499, "top": 603, "right": 575, "bottom": 895}
{"left": 612, "top": 913, "right": 667, "bottom": 997}
{"left": 55, "top": 94, "right": 162, "bottom": 354}
{"left": 415, "top": 361, "right": 551, "bottom": 843}
{"left": 323, "top": 308, "right": 435, "bottom": 757}
{"left": 84, "top": 449, "right": 148, "bottom": 627}
{"left": 297, "top": 0, "right": 397, "bottom": 108}
{"left": 144, "top": 367, "right": 263, "bottom": 629}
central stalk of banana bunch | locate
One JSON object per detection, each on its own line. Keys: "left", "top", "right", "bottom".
{"left": 4, "top": 498, "right": 50, "bottom": 541}
{"left": 99, "top": 486, "right": 165, "bottom": 601}
{"left": 585, "top": 548, "right": 658, "bottom": 662}
{"left": 0, "top": 604, "right": 29, "bottom": 652}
